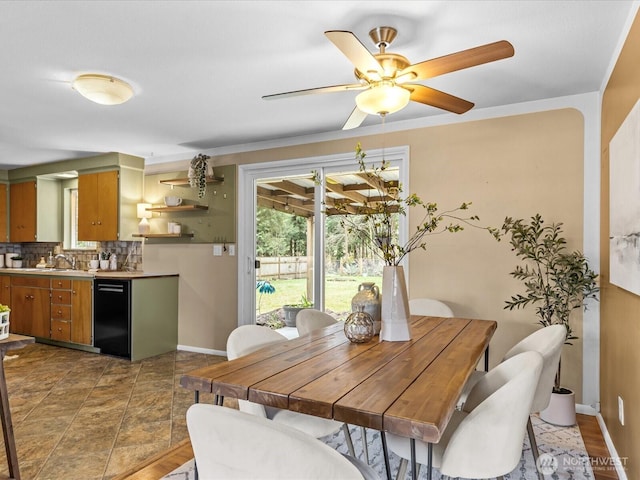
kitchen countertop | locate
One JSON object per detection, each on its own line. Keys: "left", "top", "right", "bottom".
{"left": 0, "top": 268, "right": 178, "bottom": 279}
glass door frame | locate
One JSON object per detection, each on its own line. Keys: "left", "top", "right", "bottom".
{"left": 237, "top": 146, "right": 410, "bottom": 327}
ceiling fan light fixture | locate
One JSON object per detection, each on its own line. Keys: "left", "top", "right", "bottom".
{"left": 355, "top": 83, "right": 410, "bottom": 116}
{"left": 72, "top": 74, "right": 134, "bottom": 105}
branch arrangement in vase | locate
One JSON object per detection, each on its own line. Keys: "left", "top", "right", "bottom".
{"left": 333, "top": 143, "right": 500, "bottom": 266}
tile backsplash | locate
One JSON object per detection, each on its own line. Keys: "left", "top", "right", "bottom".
{"left": 2, "top": 241, "right": 143, "bottom": 271}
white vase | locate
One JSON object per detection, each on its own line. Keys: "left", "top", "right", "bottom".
{"left": 540, "top": 388, "right": 576, "bottom": 426}
{"left": 380, "top": 265, "right": 411, "bottom": 342}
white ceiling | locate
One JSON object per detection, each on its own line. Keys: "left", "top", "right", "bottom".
{"left": 0, "top": 1, "right": 635, "bottom": 170}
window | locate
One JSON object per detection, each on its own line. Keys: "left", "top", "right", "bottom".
{"left": 69, "top": 188, "right": 97, "bottom": 250}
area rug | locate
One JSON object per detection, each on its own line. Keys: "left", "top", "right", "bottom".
{"left": 161, "top": 414, "right": 594, "bottom": 479}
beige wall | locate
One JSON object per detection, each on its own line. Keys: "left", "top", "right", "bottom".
{"left": 601, "top": 10, "right": 640, "bottom": 478}
{"left": 144, "top": 108, "right": 586, "bottom": 398}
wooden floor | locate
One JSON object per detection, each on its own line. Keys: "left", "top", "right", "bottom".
{"left": 117, "top": 413, "right": 619, "bottom": 480}
{"left": 576, "top": 414, "right": 619, "bottom": 480}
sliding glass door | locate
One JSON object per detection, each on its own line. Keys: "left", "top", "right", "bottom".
{"left": 237, "top": 146, "right": 408, "bottom": 327}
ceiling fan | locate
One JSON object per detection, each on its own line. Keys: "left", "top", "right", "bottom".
{"left": 263, "top": 27, "right": 514, "bottom": 130}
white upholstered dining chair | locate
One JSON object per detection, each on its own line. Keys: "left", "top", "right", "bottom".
{"left": 226, "top": 325, "right": 355, "bottom": 455}
{"left": 187, "top": 403, "right": 379, "bottom": 479}
{"left": 296, "top": 309, "right": 337, "bottom": 336}
{"left": 408, "top": 298, "right": 455, "bottom": 318}
{"left": 457, "top": 324, "right": 566, "bottom": 480}
{"left": 386, "top": 351, "right": 543, "bottom": 480}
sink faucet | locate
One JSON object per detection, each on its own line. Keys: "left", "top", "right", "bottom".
{"left": 54, "top": 254, "right": 76, "bottom": 270}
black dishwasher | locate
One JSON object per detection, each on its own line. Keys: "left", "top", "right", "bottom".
{"left": 94, "top": 279, "right": 131, "bottom": 359}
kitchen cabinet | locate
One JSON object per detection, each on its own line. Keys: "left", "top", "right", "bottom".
{"left": 10, "top": 276, "right": 50, "bottom": 338}
{"left": 50, "top": 277, "right": 92, "bottom": 345}
{"left": 78, "top": 168, "right": 143, "bottom": 241}
{"left": 0, "top": 184, "right": 7, "bottom": 242}
{"left": 78, "top": 170, "right": 119, "bottom": 241}
{"left": 9, "top": 181, "right": 36, "bottom": 242}
{"left": 71, "top": 279, "right": 92, "bottom": 345}
{"left": 0, "top": 276, "right": 10, "bottom": 307}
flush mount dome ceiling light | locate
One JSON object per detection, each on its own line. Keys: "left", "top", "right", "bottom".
{"left": 72, "top": 74, "right": 134, "bottom": 105}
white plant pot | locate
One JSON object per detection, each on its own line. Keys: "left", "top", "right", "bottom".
{"left": 100, "top": 260, "right": 110, "bottom": 270}
{"left": 380, "top": 265, "right": 411, "bottom": 342}
{"left": 540, "top": 388, "right": 576, "bottom": 426}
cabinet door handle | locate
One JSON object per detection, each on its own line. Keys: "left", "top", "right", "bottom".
{"left": 91, "top": 221, "right": 96, "bottom": 225}
{"left": 97, "top": 221, "right": 102, "bottom": 225}
{"left": 57, "top": 327, "right": 62, "bottom": 332}
{"left": 57, "top": 295, "right": 62, "bottom": 300}
{"left": 57, "top": 310, "right": 62, "bottom": 315}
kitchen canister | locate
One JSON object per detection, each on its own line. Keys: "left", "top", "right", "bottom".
{"left": 5, "top": 253, "right": 18, "bottom": 268}
{"left": 351, "top": 281, "right": 381, "bottom": 334}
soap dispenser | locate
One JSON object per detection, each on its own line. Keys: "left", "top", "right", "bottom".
{"left": 110, "top": 254, "right": 117, "bottom": 271}
{"left": 47, "top": 251, "right": 54, "bottom": 267}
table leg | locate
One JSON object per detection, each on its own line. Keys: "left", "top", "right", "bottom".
{"left": 0, "top": 350, "right": 20, "bottom": 480}
{"left": 427, "top": 442, "right": 433, "bottom": 480}
{"left": 410, "top": 439, "right": 416, "bottom": 480}
{"left": 484, "top": 345, "right": 490, "bottom": 371}
{"left": 194, "top": 390, "right": 200, "bottom": 403}
{"left": 380, "top": 431, "right": 392, "bottom": 480}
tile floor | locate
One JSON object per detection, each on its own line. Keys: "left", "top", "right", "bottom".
{"left": 0, "top": 343, "right": 224, "bottom": 480}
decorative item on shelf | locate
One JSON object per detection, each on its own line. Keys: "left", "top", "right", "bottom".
{"left": 137, "top": 203, "right": 152, "bottom": 234}
{"left": 344, "top": 305, "right": 375, "bottom": 343}
{"left": 500, "top": 214, "right": 599, "bottom": 426}
{"left": 109, "top": 254, "right": 117, "bottom": 271}
{"left": 164, "top": 196, "right": 182, "bottom": 207}
{"left": 335, "top": 143, "right": 499, "bottom": 342}
{"left": 351, "top": 282, "right": 381, "bottom": 334}
{"left": 188, "top": 153, "right": 211, "bottom": 198}
{"left": 11, "top": 256, "right": 23, "bottom": 268}
{"left": 0, "top": 304, "right": 10, "bottom": 340}
{"left": 89, "top": 258, "right": 100, "bottom": 270}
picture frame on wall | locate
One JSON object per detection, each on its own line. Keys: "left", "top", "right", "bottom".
{"left": 609, "top": 98, "right": 640, "bottom": 296}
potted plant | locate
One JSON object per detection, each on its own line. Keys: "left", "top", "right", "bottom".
{"left": 99, "top": 251, "right": 111, "bottom": 270}
{"left": 282, "top": 293, "right": 313, "bottom": 327}
{"left": 500, "top": 214, "right": 599, "bottom": 425}
{"left": 335, "top": 143, "right": 498, "bottom": 340}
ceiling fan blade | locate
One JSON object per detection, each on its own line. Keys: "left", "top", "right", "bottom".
{"left": 399, "top": 40, "right": 514, "bottom": 81}
{"left": 325, "top": 30, "right": 382, "bottom": 77}
{"left": 262, "top": 83, "right": 366, "bottom": 100}
{"left": 342, "top": 106, "right": 368, "bottom": 130}
{"left": 408, "top": 85, "right": 474, "bottom": 114}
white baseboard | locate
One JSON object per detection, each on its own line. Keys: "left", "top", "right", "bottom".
{"left": 576, "top": 403, "right": 598, "bottom": 416}
{"left": 177, "top": 344, "right": 227, "bottom": 357}
{"left": 595, "top": 413, "right": 628, "bottom": 480}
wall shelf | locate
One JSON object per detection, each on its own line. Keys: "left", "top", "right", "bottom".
{"left": 146, "top": 205, "right": 208, "bottom": 212}
{"left": 132, "top": 233, "right": 194, "bottom": 239}
{"left": 159, "top": 175, "right": 224, "bottom": 187}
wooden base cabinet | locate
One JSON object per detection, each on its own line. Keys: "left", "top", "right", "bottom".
{"left": 51, "top": 277, "right": 92, "bottom": 345}
{"left": 71, "top": 279, "right": 92, "bottom": 345}
{"left": 10, "top": 277, "right": 51, "bottom": 338}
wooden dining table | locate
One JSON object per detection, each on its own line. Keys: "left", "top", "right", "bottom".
{"left": 180, "top": 315, "right": 496, "bottom": 480}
